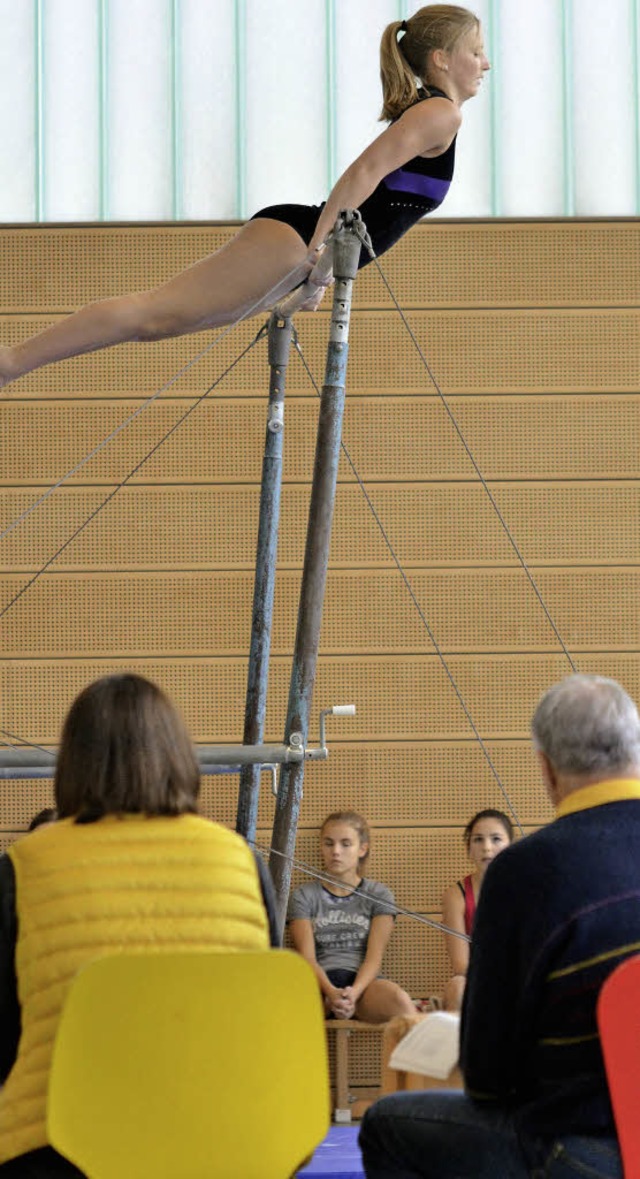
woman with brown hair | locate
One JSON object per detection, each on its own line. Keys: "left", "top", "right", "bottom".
{"left": 0, "top": 672, "right": 276, "bottom": 1178}
{"left": 441, "top": 808, "right": 514, "bottom": 1011}
{"left": 0, "top": 6, "right": 488, "bottom": 390}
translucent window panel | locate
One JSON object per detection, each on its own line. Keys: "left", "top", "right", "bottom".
{"left": 494, "top": 0, "right": 566, "bottom": 215}
{"left": 178, "top": 0, "right": 237, "bottom": 219}
{"left": 104, "top": 0, "right": 175, "bottom": 219}
{"left": 571, "top": 0, "right": 638, "bottom": 215}
{"left": 244, "top": 0, "right": 327, "bottom": 217}
{"left": 39, "top": 0, "right": 101, "bottom": 221}
{"left": 0, "top": 2, "right": 36, "bottom": 221}
{"left": 0, "top": 0, "right": 638, "bottom": 221}
{"left": 333, "top": 0, "right": 399, "bottom": 185}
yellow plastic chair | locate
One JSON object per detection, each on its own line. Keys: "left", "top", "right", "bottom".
{"left": 47, "top": 950, "right": 330, "bottom": 1179}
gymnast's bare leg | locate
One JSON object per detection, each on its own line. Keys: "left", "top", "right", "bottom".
{"left": 0, "top": 7, "right": 488, "bottom": 391}
{"left": 0, "top": 219, "right": 311, "bottom": 389}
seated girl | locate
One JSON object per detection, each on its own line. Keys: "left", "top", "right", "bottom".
{"left": 441, "top": 807, "right": 514, "bottom": 1011}
{"left": 289, "top": 810, "right": 415, "bottom": 1023}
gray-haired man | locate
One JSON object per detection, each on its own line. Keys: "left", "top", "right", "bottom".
{"left": 360, "top": 674, "right": 640, "bottom": 1178}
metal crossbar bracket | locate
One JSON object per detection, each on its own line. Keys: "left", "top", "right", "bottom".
{"left": 306, "top": 704, "right": 357, "bottom": 761}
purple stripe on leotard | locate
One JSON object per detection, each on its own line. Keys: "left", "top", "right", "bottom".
{"left": 383, "top": 167, "right": 451, "bottom": 202}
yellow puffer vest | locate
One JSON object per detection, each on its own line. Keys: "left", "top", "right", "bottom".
{"left": 0, "top": 813, "right": 269, "bottom": 1164}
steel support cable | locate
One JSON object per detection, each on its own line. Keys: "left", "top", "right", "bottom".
{"left": 250, "top": 839, "right": 470, "bottom": 942}
{"left": 292, "top": 339, "right": 524, "bottom": 835}
{"left": 1, "top": 339, "right": 234, "bottom": 545}
{"left": 0, "top": 255, "right": 314, "bottom": 546}
{"left": 364, "top": 248, "right": 578, "bottom": 676}
{"left": 0, "top": 727, "right": 54, "bottom": 760}
{"left": 0, "top": 328, "right": 266, "bottom": 624}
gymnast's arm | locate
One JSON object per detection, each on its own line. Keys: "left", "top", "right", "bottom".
{"left": 0, "top": 854, "right": 20, "bottom": 1082}
{"left": 307, "top": 97, "right": 461, "bottom": 254}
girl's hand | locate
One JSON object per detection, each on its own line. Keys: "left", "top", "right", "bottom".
{"left": 305, "top": 242, "right": 327, "bottom": 269}
{"left": 298, "top": 278, "right": 334, "bottom": 313}
{"left": 332, "top": 997, "right": 356, "bottom": 1019}
{"left": 335, "top": 986, "right": 357, "bottom": 1018}
{"left": 341, "top": 984, "right": 360, "bottom": 1006}
{"left": 305, "top": 242, "right": 334, "bottom": 284}
{"left": 273, "top": 245, "right": 333, "bottom": 316}
{"left": 327, "top": 986, "right": 355, "bottom": 1019}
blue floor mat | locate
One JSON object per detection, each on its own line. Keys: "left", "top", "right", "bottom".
{"left": 297, "top": 1124, "right": 365, "bottom": 1177}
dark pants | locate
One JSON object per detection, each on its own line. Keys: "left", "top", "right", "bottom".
{"left": 359, "top": 1091, "right": 622, "bottom": 1179}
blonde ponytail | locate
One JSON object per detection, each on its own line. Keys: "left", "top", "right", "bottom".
{"left": 379, "top": 5, "right": 479, "bottom": 122}
{"left": 379, "top": 21, "right": 421, "bottom": 122}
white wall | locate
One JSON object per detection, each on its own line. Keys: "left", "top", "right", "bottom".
{"left": 0, "top": 0, "right": 637, "bottom": 222}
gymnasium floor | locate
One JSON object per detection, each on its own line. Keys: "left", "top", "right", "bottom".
{"left": 297, "top": 1125, "right": 364, "bottom": 1178}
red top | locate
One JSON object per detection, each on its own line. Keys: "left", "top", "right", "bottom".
{"left": 461, "top": 874, "right": 476, "bottom": 936}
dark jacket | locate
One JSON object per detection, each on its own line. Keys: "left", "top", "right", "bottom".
{"left": 461, "top": 778, "right": 640, "bottom": 1138}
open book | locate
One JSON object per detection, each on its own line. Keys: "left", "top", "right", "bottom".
{"left": 388, "top": 1011, "right": 460, "bottom": 1080}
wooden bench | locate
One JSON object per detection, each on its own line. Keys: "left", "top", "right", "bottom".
{"left": 324, "top": 1020, "right": 387, "bottom": 1123}
{"left": 381, "top": 1014, "right": 463, "bottom": 1094}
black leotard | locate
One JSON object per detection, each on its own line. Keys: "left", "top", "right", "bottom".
{"left": 250, "top": 88, "right": 456, "bottom": 269}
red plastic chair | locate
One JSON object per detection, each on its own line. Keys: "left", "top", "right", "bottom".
{"left": 597, "top": 954, "right": 640, "bottom": 1178}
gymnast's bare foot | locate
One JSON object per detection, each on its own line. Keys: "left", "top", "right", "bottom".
{"left": 0, "top": 347, "right": 21, "bottom": 390}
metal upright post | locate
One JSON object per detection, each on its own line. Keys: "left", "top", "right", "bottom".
{"left": 236, "top": 313, "right": 293, "bottom": 842}
{"left": 269, "top": 211, "right": 363, "bottom": 936}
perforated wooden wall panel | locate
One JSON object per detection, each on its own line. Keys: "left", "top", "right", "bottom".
{"left": 0, "top": 835, "right": 16, "bottom": 856}
{"left": 380, "top": 916, "right": 448, "bottom": 998}
{"left": 382, "top": 220, "right": 640, "bottom": 310}
{"left": 0, "top": 781, "right": 56, "bottom": 831}
{"left": 5, "top": 654, "right": 640, "bottom": 747}
{"left": 3, "top": 395, "right": 640, "bottom": 485}
{"left": 1, "top": 227, "right": 239, "bottom": 311}
{"left": 2, "top": 220, "right": 639, "bottom": 1089}
{"left": 2, "top": 221, "right": 640, "bottom": 312}
{"left": 4, "top": 483, "right": 640, "bottom": 572}
{"left": 3, "top": 307, "right": 640, "bottom": 397}
{"left": 325, "top": 1027, "right": 386, "bottom": 1088}
{"left": 3, "top": 567, "right": 640, "bottom": 658}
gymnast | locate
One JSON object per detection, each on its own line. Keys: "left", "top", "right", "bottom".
{"left": 0, "top": 5, "right": 489, "bottom": 390}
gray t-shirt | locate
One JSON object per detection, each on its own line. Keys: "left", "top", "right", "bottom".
{"left": 288, "top": 879, "right": 396, "bottom": 973}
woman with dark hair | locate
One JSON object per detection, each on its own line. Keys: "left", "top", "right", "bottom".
{"left": 441, "top": 808, "right": 514, "bottom": 1011}
{"left": 0, "top": 5, "right": 488, "bottom": 389}
{"left": 0, "top": 673, "right": 275, "bottom": 1178}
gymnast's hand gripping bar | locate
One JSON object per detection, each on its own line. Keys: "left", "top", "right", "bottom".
{"left": 273, "top": 237, "right": 336, "bottom": 318}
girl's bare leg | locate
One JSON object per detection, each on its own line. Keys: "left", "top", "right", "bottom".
{"left": 0, "top": 219, "right": 309, "bottom": 389}
{"left": 355, "top": 980, "right": 416, "bottom": 1024}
